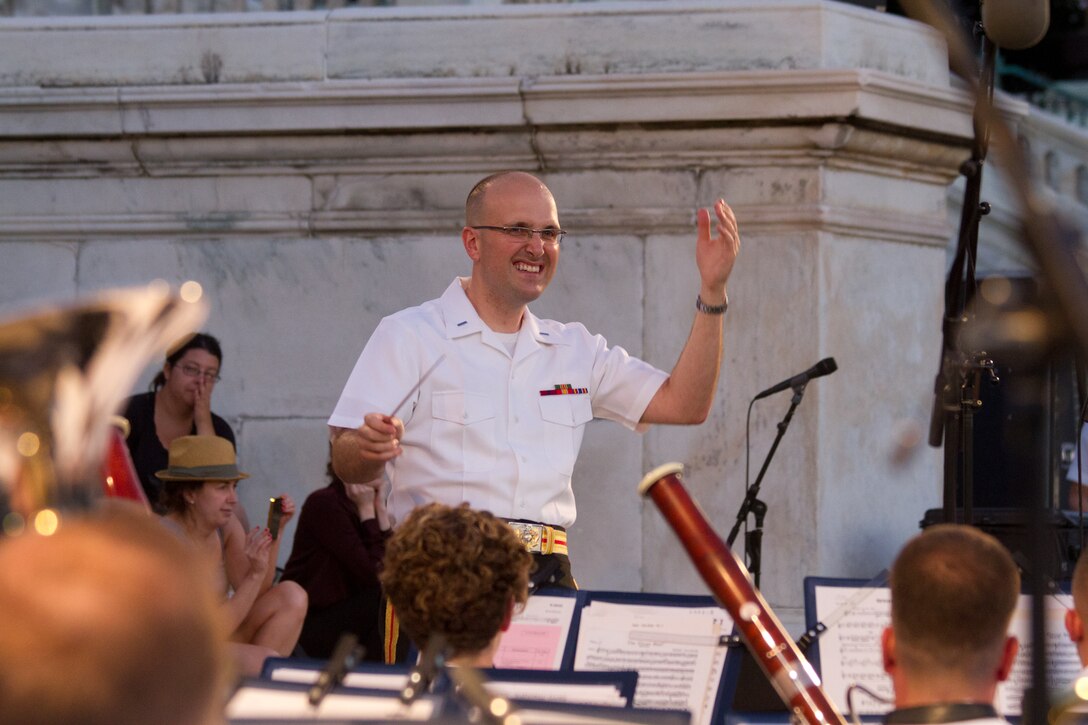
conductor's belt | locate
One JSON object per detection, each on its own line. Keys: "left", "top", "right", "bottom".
{"left": 503, "top": 520, "right": 568, "bottom": 556}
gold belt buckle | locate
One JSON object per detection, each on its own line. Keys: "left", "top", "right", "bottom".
{"left": 508, "top": 522, "right": 544, "bottom": 553}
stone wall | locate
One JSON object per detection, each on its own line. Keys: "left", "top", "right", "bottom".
{"left": 0, "top": 1, "right": 975, "bottom": 629}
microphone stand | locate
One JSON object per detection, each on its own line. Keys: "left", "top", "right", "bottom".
{"left": 727, "top": 382, "right": 808, "bottom": 588}
{"left": 926, "top": 25, "right": 1000, "bottom": 526}
{"left": 308, "top": 633, "right": 364, "bottom": 708}
{"left": 400, "top": 633, "right": 515, "bottom": 725}
{"left": 896, "top": 5, "right": 1088, "bottom": 725}
{"left": 400, "top": 634, "right": 447, "bottom": 706}
{"left": 446, "top": 665, "right": 519, "bottom": 725}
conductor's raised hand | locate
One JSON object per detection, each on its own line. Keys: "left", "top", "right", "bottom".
{"left": 695, "top": 199, "right": 741, "bottom": 298}
{"left": 357, "top": 412, "right": 405, "bottom": 463}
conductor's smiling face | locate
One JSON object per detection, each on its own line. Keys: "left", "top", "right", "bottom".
{"left": 466, "top": 175, "right": 561, "bottom": 309}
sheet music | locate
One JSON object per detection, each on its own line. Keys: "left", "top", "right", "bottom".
{"left": 267, "top": 666, "right": 628, "bottom": 708}
{"left": 268, "top": 666, "right": 406, "bottom": 691}
{"left": 813, "top": 584, "right": 894, "bottom": 715}
{"left": 486, "top": 681, "right": 628, "bottom": 707}
{"left": 494, "top": 594, "right": 578, "bottom": 670}
{"left": 573, "top": 600, "right": 731, "bottom": 725}
{"left": 997, "top": 593, "right": 1082, "bottom": 715}
{"left": 813, "top": 586, "right": 1081, "bottom": 717}
{"left": 225, "top": 684, "right": 435, "bottom": 719}
{"left": 512, "top": 705, "right": 687, "bottom": 725}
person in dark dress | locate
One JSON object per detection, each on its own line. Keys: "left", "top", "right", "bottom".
{"left": 122, "top": 332, "right": 235, "bottom": 512}
{"left": 282, "top": 456, "right": 392, "bottom": 660}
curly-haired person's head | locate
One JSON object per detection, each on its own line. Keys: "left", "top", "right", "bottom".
{"left": 380, "top": 503, "right": 532, "bottom": 663}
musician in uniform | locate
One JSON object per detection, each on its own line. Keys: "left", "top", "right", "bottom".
{"left": 881, "top": 524, "right": 1019, "bottom": 725}
{"left": 380, "top": 502, "right": 532, "bottom": 668}
{"left": 329, "top": 171, "right": 740, "bottom": 593}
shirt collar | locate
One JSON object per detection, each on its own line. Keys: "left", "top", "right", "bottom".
{"left": 439, "top": 277, "right": 563, "bottom": 348}
{"left": 884, "top": 703, "right": 999, "bottom": 724}
{"left": 441, "top": 277, "right": 484, "bottom": 339}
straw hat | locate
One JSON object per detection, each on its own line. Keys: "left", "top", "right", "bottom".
{"left": 155, "top": 435, "right": 248, "bottom": 482}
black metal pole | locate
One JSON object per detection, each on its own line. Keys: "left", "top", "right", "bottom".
{"left": 726, "top": 385, "right": 807, "bottom": 587}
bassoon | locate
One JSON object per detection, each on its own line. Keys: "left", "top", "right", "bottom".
{"left": 639, "top": 462, "right": 846, "bottom": 725}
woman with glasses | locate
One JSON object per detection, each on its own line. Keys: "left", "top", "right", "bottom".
{"left": 122, "top": 332, "right": 236, "bottom": 510}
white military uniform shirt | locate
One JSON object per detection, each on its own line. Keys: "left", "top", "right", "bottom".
{"left": 329, "top": 277, "right": 668, "bottom": 528}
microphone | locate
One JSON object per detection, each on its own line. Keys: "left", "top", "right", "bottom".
{"left": 308, "top": 633, "right": 363, "bottom": 707}
{"left": 753, "top": 358, "right": 837, "bottom": 401}
{"left": 981, "top": 0, "right": 1050, "bottom": 50}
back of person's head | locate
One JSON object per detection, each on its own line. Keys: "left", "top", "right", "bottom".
{"left": 890, "top": 523, "right": 1019, "bottom": 684}
{"left": 0, "top": 502, "right": 229, "bottom": 725}
{"left": 380, "top": 503, "right": 532, "bottom": 658}
{"left": 153, "top": 332, "right": 224, "bottom": 390}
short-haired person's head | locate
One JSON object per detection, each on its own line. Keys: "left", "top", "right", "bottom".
{"left": 380, "top": 503, "right": 532, "bottom": 660}
{"left": 461, "top": 172, "right": 561, "bottom": 318}
{"left": 465, "top": 171, "right": 552, "bottom": 227}
{"left": 153, "top": 332, "right": 223, "bottom": 391}
{"left": 0, "top": 503, "right": 229, "bottom": 725}
{"left": 889, "top": 524, "right": 1019, "bottom": 686}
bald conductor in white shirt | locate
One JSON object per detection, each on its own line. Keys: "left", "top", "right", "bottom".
{"left": 329, "top": 171, "right": 740, "bottom": 590}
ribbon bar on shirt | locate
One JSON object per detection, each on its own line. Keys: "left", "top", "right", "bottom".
{"left": 539, "top": 384, "right": 588, "bottom": 396}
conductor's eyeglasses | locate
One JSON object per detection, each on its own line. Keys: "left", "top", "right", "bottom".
{"left": 471, "top": 225, "right": 566, "bottom": 246}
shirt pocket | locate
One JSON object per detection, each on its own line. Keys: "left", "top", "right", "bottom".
{"left": 431, "top": 391, "right": 497, "bottom": 474}
{"left": 538, "top": 394, "right": 593, "bottom": 476}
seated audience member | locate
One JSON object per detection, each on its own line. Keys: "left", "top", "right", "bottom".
{"left": 380, "top": 503, "right": 533, "bottom": 668}
{"left": 158, "top": 434, "right": 307, "bottom": 676}
{"left": 882, "top": 523, "right": 1019, "bottom": 725}
{"left": 123, "top": 332, "right": 236, "bottom": 511}
{"left": 282, "top": 456, "right": 392, "bottom": 660}
{"left": 0, "top": 503, "right": 228, "bottom": 725}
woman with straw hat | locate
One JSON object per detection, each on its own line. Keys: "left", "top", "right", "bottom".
{"left": 157, "top": 435, "right": 307, "bottom": 676}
